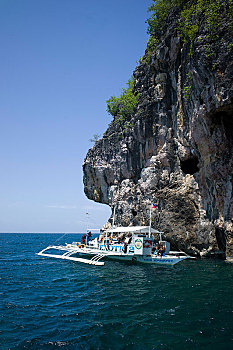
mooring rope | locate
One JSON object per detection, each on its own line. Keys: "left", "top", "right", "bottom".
{"left": 53, "top": 232, "right": 68, "bottom": 244}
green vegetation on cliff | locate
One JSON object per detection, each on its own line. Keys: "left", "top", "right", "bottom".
{"left": 146, "top": 0, "right": 185, "bottom": 36}
{"left": 106, "top": 76, "right": 140, "bottom": 128}
{"left": 146, "top": 0, "right": 233, "bottom": 58}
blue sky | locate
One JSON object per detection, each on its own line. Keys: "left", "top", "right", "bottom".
{"left": 0, "top": 0, "right": 151, "bottom": 233}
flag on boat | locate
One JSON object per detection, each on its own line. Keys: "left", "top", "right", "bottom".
{"left": 151, "top": 203, "right": 156, "bottom": 209}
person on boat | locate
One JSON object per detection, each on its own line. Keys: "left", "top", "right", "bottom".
{"left": 87, "top": 231, "right": 92, "bottom": 244}
{"left": 98, "top": 233, "right": 104, "bottom": 242}
{"left": 81, "top": 233, "right": 86, "bottom": 244}
{"left": 156, "top": 242, "right": 163, "bottom": 256}
{"left": 157, "top": 244, "right": 165, "bottom": 257}
{"left": 156, "top": 242, "right": 160, "bottom": 256}
{"left": 122, "top": 236, "right": 131, "bottom": 253}
{"left": 161, "top": 245, "right": 166, "bottom": 256}
{"left": 123, "top": 242, "right": 128, "bottom": 254}
{"left": 112, "top": 235, "right": 117, "bottom": 243}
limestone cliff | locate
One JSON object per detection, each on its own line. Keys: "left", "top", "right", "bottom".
{"left": 83, "top": 2, "right": 233, "bottom": 258}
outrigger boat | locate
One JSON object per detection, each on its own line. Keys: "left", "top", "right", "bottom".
{"left": 37, "top": 226, "right": 193, "bottom": 266}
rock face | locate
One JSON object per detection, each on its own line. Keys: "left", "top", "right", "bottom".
{"left": 83, "top": 6, "right": 233, "bottom": 258}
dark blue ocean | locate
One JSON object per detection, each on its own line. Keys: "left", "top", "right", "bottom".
{"left": 0, "top": 233, "right": 233, "bottom": 350}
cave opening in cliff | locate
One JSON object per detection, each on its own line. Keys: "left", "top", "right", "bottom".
{"left": 215, "top": 227, "right": 226, "bottom": 253}
{"left": 211, "top": 108, "right": 233, "bottom": 145}
{"left": 132, "top": 209, "right": 137, "bottom": 217}
{"left": 220, "top": 111, "right": 232, "bottom": 143}
{"left": 180, "top": 157, "right": 199, "bottom": 175}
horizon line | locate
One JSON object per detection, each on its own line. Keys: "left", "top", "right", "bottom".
{"left": 0, "top": 232, "right": 85, "bottom": 234}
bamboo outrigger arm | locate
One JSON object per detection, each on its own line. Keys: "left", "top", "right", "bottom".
{"left": 37, "top": 246, "right": 105, "bottom": 266}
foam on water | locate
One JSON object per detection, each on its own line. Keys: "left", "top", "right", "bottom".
{"left": 0, "top": 233, "right": 233, "bottom": 349}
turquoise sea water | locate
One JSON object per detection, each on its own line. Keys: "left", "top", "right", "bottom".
{"left": 0, "top": 233, "right": 233, "bottom": 350}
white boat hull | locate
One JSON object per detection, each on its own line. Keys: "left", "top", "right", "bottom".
{"left": 106, "top": 254, "right": 189, "bottom": 265}
{"left": 37, "top": 244, "right": 190, "bottom": 266}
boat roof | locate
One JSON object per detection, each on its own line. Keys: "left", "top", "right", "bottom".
{"left": 105, "top": 226, "right": 162, "bottom": 234}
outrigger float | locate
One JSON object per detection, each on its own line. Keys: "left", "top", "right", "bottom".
{"left": 37, "top": 226, "right": 194, "bottom": 266}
